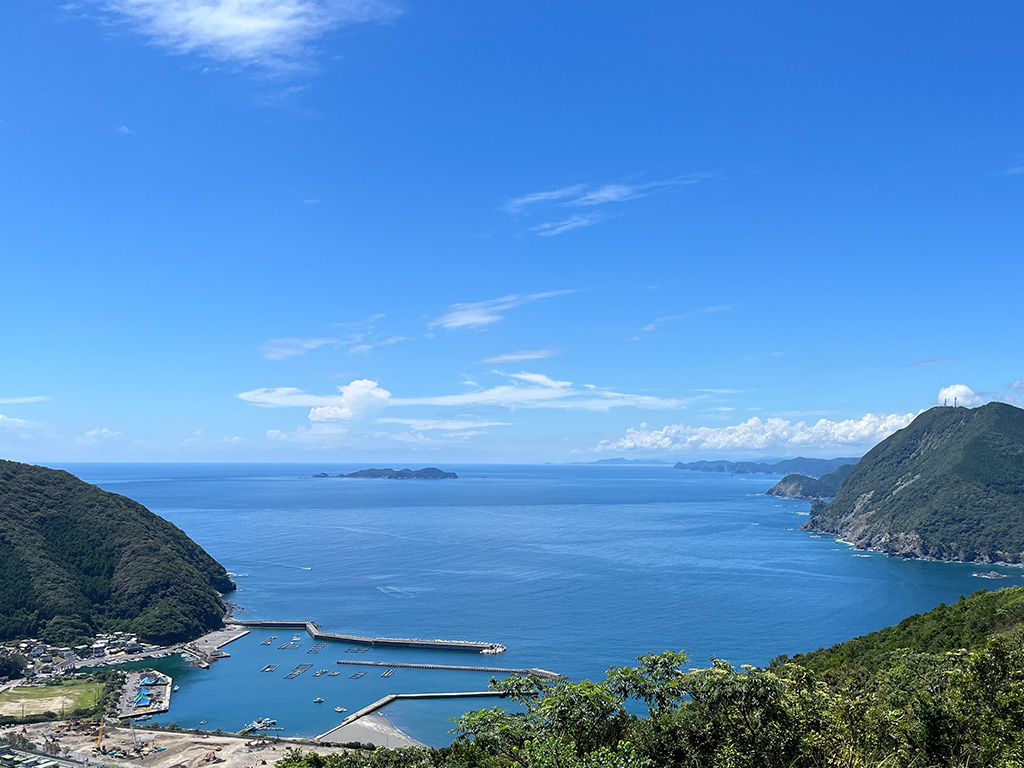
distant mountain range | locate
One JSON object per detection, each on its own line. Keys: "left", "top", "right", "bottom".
{"left": 571, "top": 458, "right": 673, "bottom": 465}
{"left": 675, "top": 457, "right": 859, "bottom": 477}
{"left": 803, "top": 403, "right": 1024, "bottom": 563}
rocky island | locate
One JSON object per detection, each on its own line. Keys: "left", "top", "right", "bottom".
{"left": 802, "top": 402, "right": 1024, "bottom": 563}
{"left": 313, "top": 467, "right": 458, "bottom": 479}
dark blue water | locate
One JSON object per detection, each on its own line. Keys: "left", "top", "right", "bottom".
{"left": 56, "top": 463, "right": 1021, "bottom": 746}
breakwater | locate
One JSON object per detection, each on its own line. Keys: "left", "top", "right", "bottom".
{"left": 315, "top": 692, "right": 505, "bottom": 742}
{"left": 231, "top": 621, "right": 506, "bottom": 654}
{"left": 332, "top": 659, "right": 565, "bottom": 679}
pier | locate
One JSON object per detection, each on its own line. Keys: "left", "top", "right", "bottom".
{"left": 314, "top": 691, "right": 505, "bottom": 742}
{"left": 231, "top": 620, "right": 506, "bottom": 654}
{"left": 333, "top": 659, "right": 565, "bottom": 679}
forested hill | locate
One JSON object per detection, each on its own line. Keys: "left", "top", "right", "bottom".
{"left": 786, "top": 586, "right": 1024, "bottom": 674}
{"left": 0, "top": 460, "right": 234, "bottom": 646}
{"left": 803, "top": 403, "right": 1024, "bottom": 563}
{"left": 766, "top": 463, "right": 854, "bottom": 500}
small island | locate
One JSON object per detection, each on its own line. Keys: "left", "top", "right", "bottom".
{"left": 313, "top": 467, "right": 458, "bottom": 479}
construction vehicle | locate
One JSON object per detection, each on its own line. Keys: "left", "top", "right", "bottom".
{"left": 94, "top": 716, "right": 105, "bottom": 749}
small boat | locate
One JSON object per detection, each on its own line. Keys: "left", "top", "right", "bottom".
{"left": 327, "top": 672, "right": 340, "bottom": 677}
{"left": 200, "top": 721, "right": 208, "bottom": 725}
{"left": 335, "top": 707, "right": 347, "bottom": 713}
{"left": 292, "top": 634, "right": 302, "bottom": 641}
{"left": 173, "top": 685, "right": 180, "bottom": 692}
{"left": 313, "top": 698, "right": 324, "bottom": 704}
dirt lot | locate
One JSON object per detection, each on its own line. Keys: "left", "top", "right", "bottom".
{"left": 3, "top": 722, "right": 366, "bottom": 768}
{"left": 0, "top": 682, "right": 102, "bottom": 718}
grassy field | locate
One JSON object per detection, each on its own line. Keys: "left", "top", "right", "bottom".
{"left": 0, "top": 680, "right": 102, "bottom": 717}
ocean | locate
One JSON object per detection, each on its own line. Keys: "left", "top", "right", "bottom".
{"left": 56, "top": 462, "right": 1020, "bottom": 746}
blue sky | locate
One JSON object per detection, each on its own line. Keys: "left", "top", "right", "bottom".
{"left": 2, "top": 1, "right": 1022, "bottom": 462}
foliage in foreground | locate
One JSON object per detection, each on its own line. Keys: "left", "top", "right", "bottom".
{"left": 279, "top": 633, "right": 1024, "bottom": 768}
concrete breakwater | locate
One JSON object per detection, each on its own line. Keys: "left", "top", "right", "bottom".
{"left": 333, "top": 659, "right": 565, "bottom": 679}
{"left": 315, "top": 692, "right": 505, "bottom": 742}
{"left": 231, "top": 621, "right": 506, "bottom": 654}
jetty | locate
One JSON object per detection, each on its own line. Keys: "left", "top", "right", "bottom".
{"left": 232, "top": 620, "right": 506, "bottom": 654}
{"left": 315, "top": 692, "right": 505, "bottom": 742}
{"left": 333, "top": 659, "right": 565, "bottom": 679}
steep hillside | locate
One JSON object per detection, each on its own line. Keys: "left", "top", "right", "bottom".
{"left": 766, "top": 464, "right": 854, "bottom": 500}
{"left": 803, "top": 403, "right": 1024, "bottom": 563}
{"left": 0, "top": 460, "right": 234, "bottom": 645}
{"left": 787, "top": 586, "right": 1024, "bottom": 674}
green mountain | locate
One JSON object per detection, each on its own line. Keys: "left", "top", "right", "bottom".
{"left": 803, "top": 403, "right": 1024, "bottom": 563}
{"left": 766, "top": 463, "right": 854, "bottom": 500}
{"left": 786, "top": 585, "right": 1024, "bottom": 674}
{"left": 0, "top": 459, "right": 234, "bottom": 646}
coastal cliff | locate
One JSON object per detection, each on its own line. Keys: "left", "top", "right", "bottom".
{"left": 802, "top": 403, "right": 1024, "bottom": 563}
{"left": 0, "top": 459, "right": 234, "bottom": 646}
{"left": 767, "top": 464, "right": 854, "bottom": 500}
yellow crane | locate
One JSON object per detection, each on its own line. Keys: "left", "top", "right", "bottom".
{"left": 94, "top": 716, "right": 105, "bottom": 749}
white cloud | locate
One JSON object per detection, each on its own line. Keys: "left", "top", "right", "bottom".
{"left": 530, "top": 213, "right": 605, "bottom": 237}
{"left": 599, "top": 412, "right": 917, "bottom": 454}
{"left": 503, "top": 184, "right": 586, "bottom": 214}
{"left": 76, "top": 427, "right": 126, "bottom": 445}
{"left": 0, "top": 414, "right": 32, "bottom": 428}
{"left": 504, "top": 371, "right": 572, "bottom": 389}
{"left": 239, "top": 372, "right": 683, "bottom": 415}
{"left": 479, "top": 348, "right": 560, "bottom": 364}
{"left": 90, "top": 0, "right": 400, "bottom": 69}
{"left": 261, "top": 336, "right": 337, "bottom": 360}
{"left": 641, "top": 305, "right": 732, "bottom": 333}
{"left": 302, "top": 197, "right": 320, "bottom": 205}
{"left": 348, "top": 335, "right": 407, "bottom": 355}
{"left": 0, "top": 396, "right": 50, "bottom": 404}
{"left": 118, "top": 125, "right": 136, "bottom": 135}
{"left": 307, "top": 379, "right": 391, "bottom": 421}
{"left": 936, "top": 384, "right": 987, "bottom": 408}
{"left": 377, "top": 417, "right": 512, "bottom": 431}
{"left": 429, "top": 291, "right": 574, "bottom": 330}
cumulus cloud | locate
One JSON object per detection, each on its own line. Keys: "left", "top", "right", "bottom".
{"left": 429, "top": 291, "right": 574, "bottom": 330}
{"left": 936, "top": 384, "right": 988, "bottom": 408}
{"left": 479, "top": 348, "right": 560, "bottom": 364}
{"left": 261, "top": 336, "right": 338, "bottom": 360}
{"left": 309, "top": 379, "right": 391, "bottom": 421}
{"left": 88, "top": 0, "right": 400, "bottom": 70}
{"left": 598, "top": 412, "right": 917, "bottom": 454}
{"left": 76, "top": 427, "right": 126, "bottom": 446}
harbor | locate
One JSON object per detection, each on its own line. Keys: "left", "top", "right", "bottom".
{"left": 332, "top": 660, "right": 565, "bottom": 678}
{"left": 230, "top": 621, "right": 506, "bottom": 654}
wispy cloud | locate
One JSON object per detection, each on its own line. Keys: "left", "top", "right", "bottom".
{"left": 261, "top": 337, "right": 338, "bottom": 360}
{"left": 641, "top": 305, "right": 733, "bottom": 333}
{"left": 238, "top": 371, "right": 685, "bottom": 415}
{"left": 479, "top": 348, "right": 560, "bottom": 364}
{"left": 430, "top": 291, "right": 574, "bottom": 330}
{"left": 503, "top": 184, "right": 586, "bottom": 214}
{"left": 505, "top": 174, "right": 712, "bottom": 236}
{"left": 349, "top": 335, "right": 407, "bottom": 355}
{"left": 84, "top": 0, "right": 401, "bottom": 71}
{"left": 1006, "top": 166, "right": 1024, "bottom": 175}
{"left": 904, "top": 357, "right": 958, "bottom": 367}
{"left": 0, "top": 396, "right": 50, "bottom": 405}
{"left": 376, "top": 417, "right": 513, "bottom": 431}
{"left": 530, "top": 213, "right": 605, "bottom": 237}
{"left": 118, "top": 125, "right": 136, "bottom": 136}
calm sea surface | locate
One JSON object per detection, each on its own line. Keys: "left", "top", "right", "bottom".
{"left": 55, "top": 463, "right": 1021, "bottom": 746}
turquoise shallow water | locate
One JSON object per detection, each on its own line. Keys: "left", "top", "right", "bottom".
{"left": 57, "top": 463, "right": 1022, "bottom": 746}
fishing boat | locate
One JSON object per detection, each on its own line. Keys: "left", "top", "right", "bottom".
{"left": 335, "top": 707, "right": 347, "bottom": 713}
{"left": 313, "top": 698, "right": 324, "bottom": 704}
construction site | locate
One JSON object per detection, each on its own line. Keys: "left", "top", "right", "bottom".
{"left": 1, "top": 720, "right": 369, "bottom": 768}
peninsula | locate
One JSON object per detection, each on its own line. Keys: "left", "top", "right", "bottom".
{"left": 766, "top": 463, "right": 854, "bottom": 500}
{"left": 675, "top": 456, "right": 858, "bottom": 477}
{"left": 803, "top": 403, "right": 1024, "bottom": 563}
